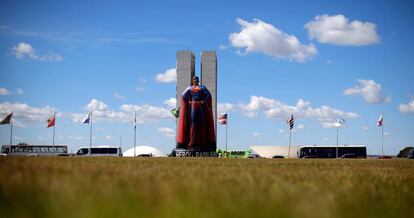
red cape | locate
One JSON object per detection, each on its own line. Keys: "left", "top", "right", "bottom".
{"left": 177, "top": 93, "right": 216, "bottom": 151}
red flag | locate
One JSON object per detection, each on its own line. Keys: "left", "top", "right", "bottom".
{"left": 47, "top": 115, "right": 55, "bottom": 128}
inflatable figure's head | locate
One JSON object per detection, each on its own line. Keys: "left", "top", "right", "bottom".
{"left": 192, "top": 76, "right": 199, "bottom": 86}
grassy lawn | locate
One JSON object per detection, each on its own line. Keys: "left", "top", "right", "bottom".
{"left": 0, "top": 157, "right": 413, "bottom": 218}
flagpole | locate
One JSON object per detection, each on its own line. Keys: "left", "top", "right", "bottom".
{"left": 286, "top": 114, "right": 294, "bottom": 158}
{"left": 90, "top": 112, "right": 93, "bottom": 151}
{"left": 134, "top": 112, "right": 136, "bottom": 157}
{"left": 288, "top": 129, "right": 292, "bottom": 158}
{"left": 53, "top": 113, "right": 56, "bottom": 146}
{"left": 52, "top": 123, "right": 55, "bottom": 156}
{"left": 225, "top": 121, "right": 228, "bottom": 155}
{"left": 53, "top": 113, "right": 56, "bottom": 155}
{"left": 53, "top": 124, "right": 56, "bottom": 146}
{"left": 10, "top": 116, "right": 13, "bottom": 146}
{"left": 336, "top": 126, "right": 339, "bottom": 158}
{"left": 381, "top": 125, "right": 384, "bottom": 158}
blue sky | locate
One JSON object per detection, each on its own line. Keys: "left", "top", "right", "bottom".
{"left": 1, "top": 0, "right": 413, "bottom": 155}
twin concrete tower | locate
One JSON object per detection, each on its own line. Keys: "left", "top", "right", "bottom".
{"left": 176, "top": 50, "right": 217, "bottom": 133}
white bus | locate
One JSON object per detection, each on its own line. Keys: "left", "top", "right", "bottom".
{"left": 76, "top": 145, "right": 122, "bottom": 157}
{"left": 1, "top": 144, "right": 68, "bottom": 156}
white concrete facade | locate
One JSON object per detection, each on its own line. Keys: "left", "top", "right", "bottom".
{"left": 250, "top": 145, "right": 301, "bottom": 158}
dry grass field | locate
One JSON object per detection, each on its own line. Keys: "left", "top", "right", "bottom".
{"left": 0, "top": 157, "right": 413, "bottom": 218}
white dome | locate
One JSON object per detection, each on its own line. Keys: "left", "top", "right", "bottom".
{"left": 123, "top": 146, "right": 166, "bottom": 157}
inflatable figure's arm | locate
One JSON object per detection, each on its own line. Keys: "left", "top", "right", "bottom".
{"left": 182, "top": 86, "right": 192, "bottom": 101}
{"left": 203, "top": 86, "right": 212, "bottom": 103}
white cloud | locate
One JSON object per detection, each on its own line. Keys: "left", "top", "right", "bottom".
{"left": 113, "top": 92, "right": 125, "bottom": 100}
{"left": 322, "top": 122, "right": 340, "bottom": 128}
{"left": 86, "top": 105, "right": 151, "bottom": 123}
{"left": 325, "top": 119, "right": 344, "bottom": 128}
{"left": 399, "top": 99, "right": 414, "bottom": 114}
{"left": 12, "top": 42, "right": 63, "bottom": 62}
{"left": 297, "top": 124, "right": 305, "bottom": 129}
{"left": 239, "top": 96, "right": 358, "bottom": 128}
{"left": 121, "top": 104, "right": 172, "bottom": 123}
{"left": 0, "top": 102, "right": 58, "bottom": 124}
{"left": 72, "top": 99, "right": 173, "bottom": 124}
{"left": 12, "top": 42, "right": 33, "bottom": 58}
{"left": 0, "top": 88, "right": 23, "bottom": 96}
{"left": 305, "top": 14, "right": 380, "bottom": 46}
{"left": 0, "top": 88, "right": 11, "bottom": 95}
{"left": 343, "top": 79, "right": 391, "bottom": 104}
{"left": 164, "top": 98, "right": 177, "bottom": 109}
{"left": 278, "top": 129, "right": 285, "bottom": 134}
{"left": 361, "top": 126, "right": 369, "bottom": 131}
{"left": 217, "top": 102, "right": 236, "bottom": 115}
{"left": 239, "top": 96, "right": 298, "bottom": 118}
{"left": 35, "top": 51, "right": 63, "bottom": 62}
{"left": 157, "top": 127, "right": 175, "bottom": 138}
{"left": 84, "top": 98, "right": 109, "bottom": 111}
{"left": 155, "top": 68, "right": 176, "bottom": 83}
{"left": 229, "top": 18, "right": 317, "bottom": 62}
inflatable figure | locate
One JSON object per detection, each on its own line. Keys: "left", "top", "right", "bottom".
{"left": 177, "top": 76, "right": 216, "bottom": 151}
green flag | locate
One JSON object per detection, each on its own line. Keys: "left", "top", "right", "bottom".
{"left": 170, "top": 108, "right": 179, "bottom": 118}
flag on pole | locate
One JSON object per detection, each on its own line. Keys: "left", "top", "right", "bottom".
{"left": 47, "top": 114, "right": 56, "bottom": 128}
{"left": 133, "top": 112, "right": 137, "bottom": 128}
{"left": 287, "top": 114, "right": 294, "bottom": 130}
{"left": 170, "top": 107, "right": 179, "bottom": 118}
{"left": 0, "top": 112, "right": 13, "bottom": 125}
{"left": 335, "top": 118, "right": 345, "bottom": 127}
{"left": 218, "top": 113, "right": 227, "bottom": 125}
{"left": 82, "top": 112, "right": 92, "bottom": 124}
{"left": 377, "top": 115, "right": 383, "bottom": 127}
